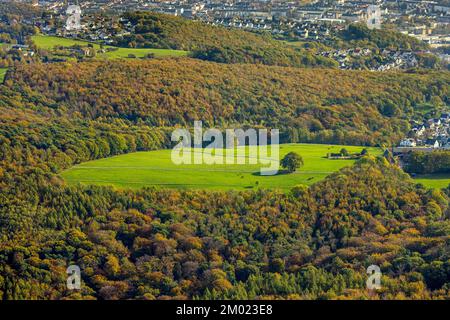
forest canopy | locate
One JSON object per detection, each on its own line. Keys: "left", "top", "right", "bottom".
{"left": 5, "top": 59, "right": 449, "bottom": 146}
{"left": 0, "top": 59, "right": 448, "bottom": 300}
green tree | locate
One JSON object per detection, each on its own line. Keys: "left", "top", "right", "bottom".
{"left": 281, "top": 152, "right": 304, "bottom": 173}
{"left": 340, "top": 148, "right": 349, "bottom": 156}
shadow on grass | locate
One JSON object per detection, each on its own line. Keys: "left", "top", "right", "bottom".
{"left": 251, "top": 169, "right": 294, "bottom": 177}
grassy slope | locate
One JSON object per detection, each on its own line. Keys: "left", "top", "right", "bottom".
{"left": 31, "top": 35, "right": 189, "bottom": 58}
{"left": 61, "top": 143, "right": 382, "bottom": 190}
{"left": 415, "top": 173, "right": 450, "bottom": 189}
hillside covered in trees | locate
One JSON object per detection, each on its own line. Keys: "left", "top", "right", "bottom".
{"left": 1, "top": 145, "right": 449, "bottom": 299}
{"left": 0, "top": 57, "right": 448, "bottom": 299}
{"left": 112, "top": 12, "right": 337, "bottom": 68}
{"left": 0, "top": 2, "right": 41, "bottom": 44}
{"left": 336, "top": 23, "right": 428, "bottom": 51}
{"left": 0, "top": 4, "right": 449, "bottom": 298}
{"left": 5, "top": 59, "right": 449, "bottom": 146}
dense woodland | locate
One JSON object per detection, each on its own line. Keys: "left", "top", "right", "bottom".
{"left": 405, "top": 151, "right": 450, "bottom": 174}
{"left": 1, "top": 147, "right": 449, "bottom": 299}
{"left": 0, "top": 4, "right": 449, "bottom": 301}
{"left": 336, "top": 23, "right": 428, "bottom": 51}
{"left": 5, "top": 59, "right": 449, "bottom": 145}
{"left": 0, "top": 2, "right": 40, "bottom": 44}
{"left": 0, "top": 57, "right": 449, "bottom": 299}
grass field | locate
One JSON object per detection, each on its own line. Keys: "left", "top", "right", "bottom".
{"left": 0, "top": 68, "right": 7, "bottom": 83}
{"left": 31, "top": 35, "right": 189, "bottom": 59}
{"left": 281, "top": 40, "right": 307, "bottom": 48}
{"left": 414, "top": 173, "right": 450, "bottom": 189}
{"left": 61, "top": 144, "right": 383, "bottom": 191}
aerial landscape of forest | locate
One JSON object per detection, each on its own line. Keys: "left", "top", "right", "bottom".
{"left": 0, "top": 0, "right": 449, "bottom": 307}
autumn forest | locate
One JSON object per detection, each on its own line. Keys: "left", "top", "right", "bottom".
{"left": 0, "top": 2, "right": 449, "bottom": 301}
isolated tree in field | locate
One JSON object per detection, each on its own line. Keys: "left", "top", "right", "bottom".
{"left": 340, "top": 148, "right": 349, "bottom": 156}
{"left": 281, "top": 152, "right": 303, "bottom": 173}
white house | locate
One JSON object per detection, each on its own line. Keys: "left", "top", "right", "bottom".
{"left": 413, "top": 125, "right": 426, "bottom": 137}
{"left": 433, "top": 140, "right": 441, "bottom": 148}
{"left": 399, "top": 139, "right": 416, "bottom": 147}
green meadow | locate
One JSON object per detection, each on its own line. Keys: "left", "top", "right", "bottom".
{"left": 61, "top": 144, "right": 384, "bottom": 191}
{"left": 414, "top": 174, "right": 450, "bottom": 189}
{"left": 31, "top": 35, "right": 189, "bottom": 59}
{"left": 0, "top": 68, "right": 7, "bottom": 83}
